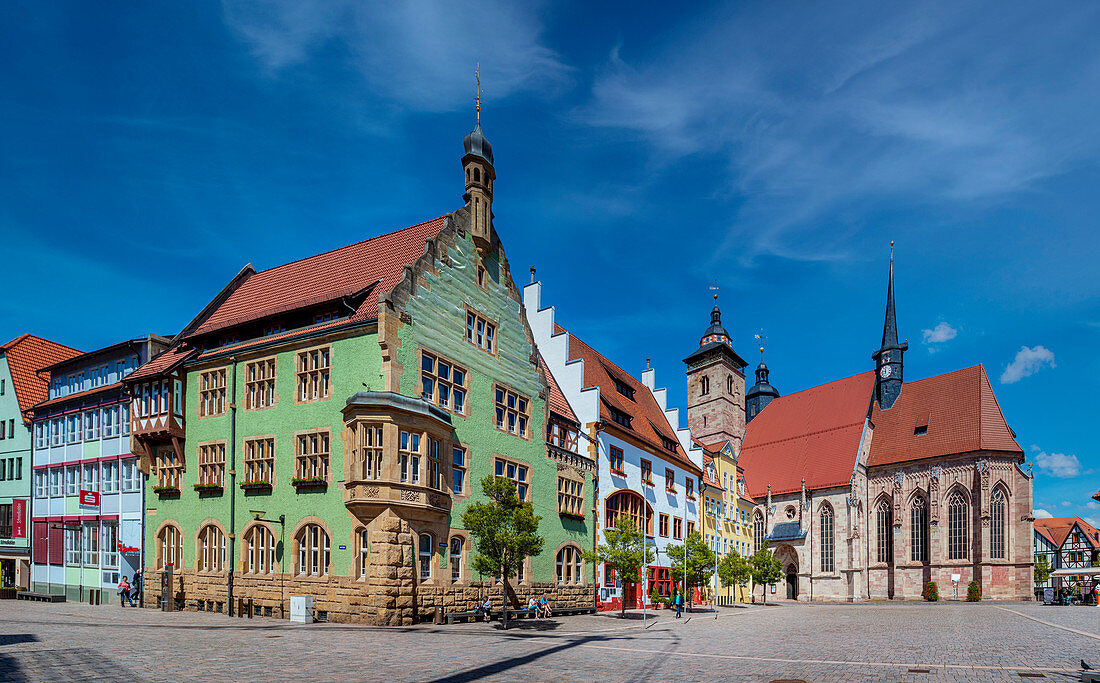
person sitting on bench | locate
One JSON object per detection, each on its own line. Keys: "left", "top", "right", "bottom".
{"left": 537, "top": 596, "right": 552, "bottom": 619}
{"left": 473, "top": 597, "right": 492, "bottom": 622}
{"left": 526, "top": 597, "right": 538, "bottom": 616}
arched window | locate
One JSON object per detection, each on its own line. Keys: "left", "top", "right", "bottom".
{"left": 727, "top": 375, "right": 734, "bottom": 395}
{"left": 358, "top": 529, "right": 369, "bottom": 578}
{"left": 990, "top": 488, "right": 1007, "bottom": 560}
{"left": 159, "top": 523, "right": 183, "bottom": 569}
{"left": 876, "top": 499, "right": 893, "bottom": 564}
{"left": 450, "top": 537, "right": 463, "bottom": 582}
{"left": 910, "top": 496, "right": 928, "bottom": 563}
{"left": 296, "top": 523, "right": 330, "bottom": 576}
{"left": 556, "top": 545, "right": 583, "bottom": 584}
{"left": 605, "top": 490, "right": 652, "bottom": 535}
{"left": 819, "top": 504, "right": 834, "bottom": 572}
{"left": 752, "top": 511, "right": 765, "bottom": 554}
{"left": 473, "top": 167, "right": 480, "bottom": 183}
{"left": 198, "top": 524, "right": 225, "bottom": 572}
{"left": 948, "top": 490, "right": 969, "bottom": 560}
{"left": 245, "top": 524, "right": 276, "bottom": 574}
{"left": 700, "top": 376, "right": 710, "bottom": 396}
{"left": 419, "top": 533, "right": 433, "bottom": 581}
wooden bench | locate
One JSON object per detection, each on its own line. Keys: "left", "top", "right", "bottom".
{"left": 444, "top": 605, "right": 594, "bottom": 624}
{"left": 16, "top": 591, "right": 66, "bottom": 603}
{"left": 551, "top": 606, "right": 596, "bottom": 617}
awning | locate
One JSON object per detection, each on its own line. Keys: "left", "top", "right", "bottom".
{"left": 1049, "top": 568, "right": 1100, "bottom": 577}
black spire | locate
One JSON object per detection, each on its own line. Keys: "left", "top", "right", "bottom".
{"left": 683, "top": 293, "right": 745, "bottom": 368}
{"left": 746, "top": 344, "right": 779, "bottom": 422}
{"left": 872, "top": 242, "right": 907, "bottom": 409}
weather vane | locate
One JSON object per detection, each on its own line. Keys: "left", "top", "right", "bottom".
{"left": 475, "top": 62, "right": 481, "bottom": 124}
{"left": 754, "top": 329, "right": 767, "bottom": 361}
{"left": 709, "top": 281, "right": 719, "bottom": 304}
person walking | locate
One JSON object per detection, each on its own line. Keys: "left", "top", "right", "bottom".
{"left": 674, "top": 590, "right": 683, "bottom": 618}
{"left": 117, "top": 576, "right": 135, "bottom": 607}
{"left": 131, "top": 571, "right": 142, "bottom": 605}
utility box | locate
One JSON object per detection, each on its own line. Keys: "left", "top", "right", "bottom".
{"left": 289, "top": 595, "right": 313, "bottom": 624}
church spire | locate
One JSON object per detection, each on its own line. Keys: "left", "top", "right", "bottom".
{"left": 880, "top": 242, "right": 899, "bottom": 350}
{"left": 463, "top": 65, "right": 495, "bottom": 252}
{"left": 746, "top": 330, "right": 779, "bottom": 422}
{"left": 872, "top": 242, "right": 907, "bottom": 409}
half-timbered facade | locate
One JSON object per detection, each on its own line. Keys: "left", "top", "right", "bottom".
{"left": 1034, "top": 517, "right": 1099, "bottom": 597}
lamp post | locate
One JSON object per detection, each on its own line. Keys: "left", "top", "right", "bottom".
{"left": 250, "top": 511, "right": 285, "bottom": 617}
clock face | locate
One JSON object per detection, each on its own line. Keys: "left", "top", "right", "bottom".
{"left": 880, "top": 365, "right": 892, "bottom": 379}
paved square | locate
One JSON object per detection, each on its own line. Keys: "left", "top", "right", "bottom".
{"left": 0, "top": 600, "right": 1096, "bottom": 682}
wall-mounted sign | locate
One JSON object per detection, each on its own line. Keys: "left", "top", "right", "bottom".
{"left": 338, "top": 545, "right": 347, "bottom": 550}
{"left": 12, "top": 499, "right": 26, "bottom": 538}
{"left": 116, "top": 542, "right": 140, "bottom": 554}
{"left": 79, "top": 490, "right": 100, "bottom": 507}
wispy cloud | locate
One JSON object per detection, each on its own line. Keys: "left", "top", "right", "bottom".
{"left": 1031, "top": 447, "right": 1080, "bottom": 479}
{"left": 1033, "top": 508, "right": 1053, "bottom": 519}
{"left": 1001, "top": 345, "right": 1055, "bottom": 384}
{"left": 922, "top": 321, "right": 957, "bottom": 346}
{"left": 576, "top": 2, "right": 1100, "bottom": 265}
{"left": 1087, "top": 501, "right": 1100, "bottom": 510}
{"left": 221, "top": 0, "right": 569, "bottom": 112}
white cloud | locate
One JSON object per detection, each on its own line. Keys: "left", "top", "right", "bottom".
{"left": 922, "top": 322, "right": 958, "bottom": 345}
{"left": 1000, "top": 345, "right": 1055, "bottom": 384}
{"left": 1087, "top": 501, "right": 1100, "bottom": 510}
{"left": 1087, "top": 517, "right": 1100, "bottom": 528}
{"left": 1033, "top": 508, "right": 1053, "bottom": 519}
{"left": 1031, "top": 448, "right": 1081, "bottom": 479}
{"left": 1061, "top": 500, "right": 1072, "bottom": 507}
{"left": 221, "top": 0, "right": 569, "bottom": 111}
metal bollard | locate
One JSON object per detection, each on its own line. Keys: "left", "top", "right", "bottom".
{"left": 248, "top": 599, "right": 253, "bottom": 618}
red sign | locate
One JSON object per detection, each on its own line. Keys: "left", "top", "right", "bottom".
{"left": 12, "top": 499, "right": 26, "bottom": 539}
{"left": 116, "top": 542, "right": 140, "bottom": 554}
{"left": 79, "top": 490, "right": 100, "bottom": 506}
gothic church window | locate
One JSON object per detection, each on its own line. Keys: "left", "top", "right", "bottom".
{"left": 700, "top": 376, "right": 710, "bottom": 396}
{"left": 990, "top": 488, "right": 1007, "bottom": 560}
{"left": 820, "top": 504, "right": 835, "bottom": 572}
{"left": 910, "top": 496, "right": 928, "bottom": 563}
{"left": 948, "top": 490, "right": 969, "bottom": 560}
{"left": 876, "top": 499, "right": 893, "bottom": 564}
{"left": 753, "top": 511, "right": 765, "bottom": 554}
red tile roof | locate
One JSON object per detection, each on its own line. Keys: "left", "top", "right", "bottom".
{"left": 740, "top": 371, "right": 875, "bottom": 498}
{"left": 126, "top": 345, "right": 197, "bottom": 382}
{"left": 562, "top": 329, "right": 700, "bottom": 475}
{"left": 0, "top": 334, "right": 82, "bottom": 423}
{"left": 868, "top": 365, "right": 1022, "bottom": 467}
{"left": 1034, "top": 517, "right": 1100, "bottom": 549}
{"left": 33, "top": 382, "right": 124, "bottom": 413}
{"left": 539, "top": 353, "right": 578, "bottom": 424}
{"left": 188, "top": 216, "right": 447, "bottom": 338}
{"left": 1093, "top": 491, "right": 1099, "bottom": 503}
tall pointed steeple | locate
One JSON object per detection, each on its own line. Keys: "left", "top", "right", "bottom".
{"left": 872, "top": 242, "right": 907, "bottom": 409}
{"left": 746, "top": 335, "right": 779, "bottom": 422}
{"left": 463, "top": 64, "right": 496, "bottom": 253}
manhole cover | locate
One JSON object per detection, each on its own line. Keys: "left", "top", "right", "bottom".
{"left": 907, "top": 669, "right": 931, "bottom": 674}
{"left": 768, "top": 680, "right": 808, "bottom": 683}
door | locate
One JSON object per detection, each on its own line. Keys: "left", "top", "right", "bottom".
{"left": 786, "top": 570, "right": 798, "bottom": 600}
{"left": 622, "top": 581, "right": 636, "bottom": 609}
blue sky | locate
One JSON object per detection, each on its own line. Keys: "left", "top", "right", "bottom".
{"left": 1, "top": 1, "right": 1097, "bottom": 521}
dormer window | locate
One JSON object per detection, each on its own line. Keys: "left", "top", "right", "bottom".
{"left": 609, "top": 408, "right": 632, "bottom": 429}
{"left": 614, "top": 379, "right": 635, "bottom": 401}
{"left": 661, "top": 437, "right": 677, "bottom": 452}
{"left": 263, "top": 323, "right": 286, "bottom": 337}
{"left": 314, "top": 310, "right": 339, "bottom": 324}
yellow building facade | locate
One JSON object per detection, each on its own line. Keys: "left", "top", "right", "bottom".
{"left": 700, "top": 440, "right": 756, "bottom": 605}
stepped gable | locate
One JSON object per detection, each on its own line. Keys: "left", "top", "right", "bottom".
{"left": 188, "top": 216, "right": 447, "bottom": 338}
{"left": 740, "top": 371, "right": 876, "bottom": 498}
{"left": 0, "top": 334, "right": 82, "bottom": 422}
{"left": 867, "top": 365, "right": 1022, "bottom": 467}
{"left": 562, "top": 328, "right": 700, "bottom": 474}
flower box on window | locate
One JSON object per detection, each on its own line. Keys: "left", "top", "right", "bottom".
{"left": 153, "top": 485, "right": 180, "bottom": 497}
{"left": 291, "top": 476, "right": 327, "bottom": 490}
{"left": 642, "top": 478, "right": 655, "bottom": 487}
{"left": 610, "top": 469, "right": 627, "bottom": 478}
{"left": 686, "top": 494, "right": 696, "bottom": 501}
{"left": 559, "top": 511, "right": 586, "bottom": 521}
{"left": 193, "top": 483, "right": 223, "bottom": 494}
{"left": 666, "top": 486, "right": 677, "bottom": 494}
{"left": 240, "top": 481, "right": 273, "bottom": 492}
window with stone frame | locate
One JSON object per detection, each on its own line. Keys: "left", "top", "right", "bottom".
{"left": 947, "top": 490, "right": 969, "bottom": 560}
{"left": 245, "top": 524, "right": 276, "bottom": 574}
{"left": 296, "top": 346, "right": 331, "bottom": 403}
{"left": 198, "top": 524, "right": 226, "bottom": 572}
{"left": 357, "top": 424, "right": 383, "bottom": 480}
{"left": 493, "top": 457, "right": 529, "bottom": 501}
{"left": 358, "top": 529, "right": 369, "bottom": 578}
{"left": 243, "top": 437, "right": 275, "bottom": 484}
{"left": 426, "top": 437, "right": 442, "bottom": 490}
{"left": 450, "top": 536, "right": 464, "bottom": 582}
{"left": 197, "top": 442, "right": 226, "bottom": 487}
{"left": 910, "top": 496, "right": 928, "bottom": 563}
{"left": 990, "top": 487, "right": 1007, "bottom": 560}
{"left": 296, "top": 523, "right": 330, "bottom": 576}
{"left": 244, "top": 357, "right": 277, "bottom": 410}
{"left": 420, "top": 351, "right": 467, "bottom": 414}
{"left": 451, "top": 445, "right": 467, "bottom": 495}
{"left": 154, "top": 447, "right": 183, "bottom": 490}
{"left": 295, "top": 430, "right": 330, "bottom": 482}
{"left": 700, "top": 375, "right": 710, "bottom": 396}
{"left": 399, "top": 430, "right": 421, "bottom": 484}
{"left": 493, "top": 385, "right": 529, "bottom": 438}
{"left": 159, "top": 523, "right": 183, "bottom": 569}
{"left": 555, "top": 545, "right": 583, "bottom": 584}
{"left": 876, "top": 499, "right": 893, "bottom": 564}
{"left": 465, "top": 309, "right": 496, "bottom": 354}
{"left": 418, "top": 533, "right": 433, "bottom": 581}
{"left": 819, "top": 503, "right": 835, "bottom": 572}
{"left": 609, "top": 445, "right": 625, "bottom": 474}
{"left": 658, "top": 513, "right": 669, "bottom": 537}
{"left": 557, "top": 476, "right": 584, "bottom": 518}
{"left": 198, "top": 368, "right": 227, "bottom": 417}
{"left": 672, "top": 516, "right": 683, "bottom": 540}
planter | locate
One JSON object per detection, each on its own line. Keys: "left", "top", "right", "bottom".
{"left": 0, "top": 588, "right": 17, "bottom": 600}
{"left": 240, "top": 481, "right": 273, "bottom": 492}
{"left": 291, "top": 478, "right": 328, "bottom": 491}
{"left": 193, "top": 484, "right": 223, "bottom": 495}
{"left": 153, "top": 486, "right": 181, "bottom": 497}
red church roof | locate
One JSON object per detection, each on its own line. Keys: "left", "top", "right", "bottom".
{"left": 740, "top": 371, "right": 875, "bottom": 498}
{"left": 868, "top": 365, "right": 1022, "bottom": 467}
{"left": 0, "top": 334, "right": 82, "bottom": 423}
{"left": 1034, "top": 517, "right": 1100, "bottom": 549}
{"left": 188, "top": 216, "right": 447, "bottom": 338}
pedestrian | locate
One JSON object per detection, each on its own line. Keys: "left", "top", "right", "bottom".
{"left": 674, "top": 590, "right": 683, "bottom": 618}
{"left": 537, "top": 596, "right": 552, "bottom": 619}
{"left": 132, "top": 571, "right": 142, "bottom": 604}
{"left": 117, "top": 576, "right": 134, "bottom": 607}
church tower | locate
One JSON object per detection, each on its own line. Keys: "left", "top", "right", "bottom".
{"left": 746, "top": 345, "right": 780, "bottom": 422}
{"left": 463, "top": 74, "right": 495, "bottom": 253}
{"left": 685, "top": 295, "right": 748, "bottom": 445}
{"left": 872, "top": 243, "right": 907, "bottom": 410}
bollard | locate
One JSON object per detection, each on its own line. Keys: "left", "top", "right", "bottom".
{"left": 248, "top": 599, "right": 253, "bottom": 618}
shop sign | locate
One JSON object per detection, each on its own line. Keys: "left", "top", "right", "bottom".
{"left": 12, "top": 499, "right": 26, "bottom": 538}
{"left": 79, "top": 490, "right": 100, "bottom": 506}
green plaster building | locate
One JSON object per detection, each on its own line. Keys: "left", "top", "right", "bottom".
{"left": 132, "top": 121, "right": 594, "bottom": 624}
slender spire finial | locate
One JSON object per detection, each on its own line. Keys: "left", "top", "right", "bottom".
{"left": 754, "top": 330, "right": 767, "bottom": 362}
{"left": 475, "top": 63, "right": 481, "bottom": 124}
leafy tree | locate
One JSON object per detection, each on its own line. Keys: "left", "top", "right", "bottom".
{"left": 749, "top": 541, "right": 783, "bottom": 604}
{"left": 1034, "top": 554, "right": 1051, "bottom": 584}
{"left": 461, "top": 475, "right": 544, "bottom": 629}
{"left": 718, "top": 550, "right": 752, "bottom": 600}
{"left": 667, "top": 531, "right": 716, "bottom": 611}
{"left": 583, "top": 517, "right": 653, "bottom": 618}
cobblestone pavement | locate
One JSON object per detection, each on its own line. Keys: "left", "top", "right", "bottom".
{"left": 1, "top": 600, "right": 1097, "bottom": 682}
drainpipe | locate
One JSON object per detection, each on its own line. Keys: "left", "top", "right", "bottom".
{"left": 227, "top": 359, "right": 238, "bottom": 616}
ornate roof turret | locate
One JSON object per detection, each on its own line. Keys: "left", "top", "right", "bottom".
{"left": 463, "top": 122, "right": 493, "bottom": 164}
{"left": 746, "top": 343, "right": 779, "bottom": 422}
{"left": 684, "top": 294, "right": 745, "bottom": 367}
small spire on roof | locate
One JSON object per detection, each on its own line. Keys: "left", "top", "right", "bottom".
{"left": 475, "top": 62, "right": 481, "bottom": 124}
{"left": 646, "top": 357, "right": 651, "bottom": 370}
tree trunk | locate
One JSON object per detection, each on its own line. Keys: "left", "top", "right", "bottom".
{"left": 502, "top": 576, "right": 510, "bottom": 630}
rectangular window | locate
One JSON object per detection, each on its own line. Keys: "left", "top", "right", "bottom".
{"left": 296, "top": 346, "right": 331, "bottom": 403}
{"left": 426, "top": 437, "right": 440, "bottom": 490}
{"left": 420, "top": 352, "right": 467, "bottom": 413}
{"left": 360, "top": 425, "right": 383, "bottom": 480}
{"left": 34, "top": 470, "right": 47, "bottom": 498}
{"left": 121, "top": 458, "right": 141, "bottom": 492}
{"left": 35, "top": 422, "right": 46, "bottom": 448}
{"left": 0, "top": 504, "right": 10, "bottom": 538}
{"left": 85, "top": 409, "right": 100, "bottom": 441}
{"left": 65, "top": 465, "right": 79, "bottom": 496}
{"left": 399, "top": 430, "right": 421, "bottom": 484}
{"left": 49, "top": 468, "right": 61, "bottom": 497}
{"left": 452, "top": 446, "right": 466, "bottom": 495}
{"left": 66, "top": 415, "right": 79, "bottom": 444}
{"left": 155, "top": 448, "right": 183, "bottom": 489}
{"left": 493, "top": 457, "right": 529, "bottom": 501}
{"left": 120, "top": 403, "right": 130, "bottom": 435}
{"left": 101, "top": 460, "right": 118, "bottom": 494}
{"left": 83, "top": 521, "right": 99, "bottom": 566}
{"left": 493, "top": 386, "right": 529, "bottom": 438}
{"left": 173, "top": 380, "right": 183, "bottom": 416}
{"left": 198, "top": 442, "right": 226, "bottom": 487}
{"left": 65, "top": 526, "right": 81, "bottom": 565}
{"left": 245, "top": 358, "right": 277, "bottom": 410}
{"left": 547, "top": 420, "right": 579, "bottom": 450}
{"left": 659, "top": 513, "right": 669, "bottom": 538}
{"left": 557, "top": 477, "right": 584, "bottom": 517}
{"left": 640, "top": 459, "right": 653, "bottom": 486}
{"left": 665, "top": 468, "right": 676, "bottom": 492}
{"left": 672, "top": 517, "right": 683, "bottom": 540}
{"left": 609, "top": 445, "right": 624, "bottom": 473}
{"left": 198, "top": 368, "right": 227, "bottom": 417}
{"left": 465, "top": 310, "right": 496, "bottom": 354}
{"left": 686, "top": 520, "right": 695, "bottom": 537}
{"left": 102, "top": 522, "right": 119, "bottom": 569}
{"left": 100, "top": 407, "right": 118, "bottom": 438}
{"left": 686, "top": 478, "right": 694, "bottom": 499}
{"left": 243, "top": 437, "right": 275, "bottom": 484}
{"left": 609, "top": 407, "right": 632, "bottom": 429}
{"left": 295, "top": 431, "right": 330, "bottom": 481}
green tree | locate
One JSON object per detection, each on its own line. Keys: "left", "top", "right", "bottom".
{"left": 461, "top": 475, "right": 544, "bottom": 630}
{"left": 583, "top": 517, "right": 654, "bottom": 618}
{"left": 1034, "top": 554, "right": 1051, "bottom": 585}
{"left": 718, "top": 550, "right": 752, "bottom": 600}
{"left": 749, "top": 542, "right": 783, "bottom": 605}
{"left": 667, "top": 531, "right": 716, "bottom": 611}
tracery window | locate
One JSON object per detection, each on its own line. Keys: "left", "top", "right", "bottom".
{"left": 876, "top": 499, "right": 893, "bottom": 564}
{"left": 910, "top": 496, "right": 928, "bottom": 563}
{"left": 948, "top": 490, "right": 969, "bottom": 560}
{"left": 990, "top": 488, "right": 1006, "bottom": 560}
{"left": 753, "top": 511, "right": 764, "bottom": 554}
{"left": 820, "top": 504, "right": 835, "bottom": 572}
